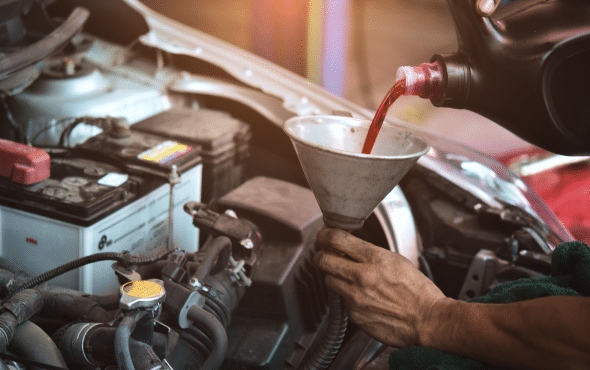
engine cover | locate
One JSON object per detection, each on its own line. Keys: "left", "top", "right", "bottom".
{"left": 212, "top": 177, "right": 327, "bottom": 370}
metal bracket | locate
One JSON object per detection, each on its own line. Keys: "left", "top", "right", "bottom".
{"left": 459, "top": 249, "right": 546, "bottom": 300}
{"left": 458, "top": 249, "right": 510, "bottom": 300}
{"left": 227, "top": 256, "right": 251, "bottom": 287}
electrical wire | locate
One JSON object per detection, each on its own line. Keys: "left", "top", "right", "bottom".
{"left": 6, "top": 249, "right": 175, "bottom": 300}
{"left": 58, "top": 117, "right": 89, "bottom": 147}
{"left": 28, "top": 117, "right": 76, "bottom": 146}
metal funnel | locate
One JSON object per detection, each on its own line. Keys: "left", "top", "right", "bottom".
{"left": 283, "top": 115, "right": 429, "bottom": 230}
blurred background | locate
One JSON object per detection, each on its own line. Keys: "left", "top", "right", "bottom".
{"left": 141, "top": 0, "right": 589, "bottom": 243}
{"left": 140, "top": 0, "right": 531, "bottom": 157}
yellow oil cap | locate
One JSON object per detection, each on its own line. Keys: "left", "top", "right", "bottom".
{"left": 119, "top": 279, "right": 165, "bottom": 310}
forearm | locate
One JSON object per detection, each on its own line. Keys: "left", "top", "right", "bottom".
{"left": 421, "top": 296, "right": 590, "bottom": 370}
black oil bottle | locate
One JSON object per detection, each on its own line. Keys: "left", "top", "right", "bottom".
{"left": 430, "top": 0, "right": 590, "bottom": 155}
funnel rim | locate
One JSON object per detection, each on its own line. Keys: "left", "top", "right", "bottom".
{"left": 283, "top": 115, "right": 430, "bottom": 160}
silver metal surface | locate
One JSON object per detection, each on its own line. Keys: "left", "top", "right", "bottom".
{"left": 178, "top": 291, "right": 206, "bottom": 329}
{"left": 8, "top": 44, "right": 170, "bottom": 146}
{"left": 283, "top": 115, "right": 429, "bottom": 230}
{"left": 416, "top": 135, "right": 574, "bottom": 247}
{"left": 188, "top": 277, "right": 202, "bottom": 289}
{"left": 168, "top": 165, "right": 180, "bottom": 249}
{"left": 240, "top": 238, "right": 254, "bottom": 250}
{"left": 458, "top": 249, "right": 544, "bottom": 300}
{"left": 169, "top": 74, "right": 294, "bottom": 124}
{"left": 373, "top": 186, "right": 421, "bottom": 267}
{"left": 123, "top": 0, "right": 361, "bottom": 117}
{"left": 458, "top": 250, "right": 509, "bottom": 300}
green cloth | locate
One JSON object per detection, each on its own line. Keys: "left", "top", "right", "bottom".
{"left": 389, "top": 241, "right": 590, "bottom": 370}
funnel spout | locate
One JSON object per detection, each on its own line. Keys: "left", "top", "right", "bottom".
{"left": 284, "top": 116, "right": 429, "bottom": 230}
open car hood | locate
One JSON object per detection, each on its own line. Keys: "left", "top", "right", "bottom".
{"left": 122, "top": 0, "right": 572, "bottom": 247}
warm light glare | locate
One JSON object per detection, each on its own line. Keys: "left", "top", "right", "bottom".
{"left": 307, "top": 0, "right": 324, "bottom": 84}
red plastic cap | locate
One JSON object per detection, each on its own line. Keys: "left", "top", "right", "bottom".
{"left": 0, "top": 139, "right": 50, "bottom": 185}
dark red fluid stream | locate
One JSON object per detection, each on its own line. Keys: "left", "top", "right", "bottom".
{"left": 361, "top": 79, "right": 406, "bottom": 154}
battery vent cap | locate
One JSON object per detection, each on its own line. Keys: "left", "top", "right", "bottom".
{"left": 0, "top": 139, "right": 50, "bottom": 185}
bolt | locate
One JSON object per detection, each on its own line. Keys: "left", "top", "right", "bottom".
{"left": 240, "top": 238, "right": 254, "bottom": 249}
{"left": 188, "top": 277, "right": 201, "bottom": 288}
{"left": 476, "top": 0, "right": 500, "bottom": 16}
{"left": 225, "top": 209, "right": 238, "bottom": 219}
{"left": 62, "top": 58, "right": 76, "bottom": 75}
{"left": 231, "top": 259, "right": 245, "bottom": 274}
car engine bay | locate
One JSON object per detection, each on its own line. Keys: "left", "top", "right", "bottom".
{"left": 0, "top": 0, "right": 572, "bottom": 369}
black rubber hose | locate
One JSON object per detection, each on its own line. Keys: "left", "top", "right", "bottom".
{"left": 0, "top": 289, "right": 43, "bottom": 352}
{"left": 41, "top": 290, "right": 114, "bottom": 323}
{"left": 178, "top": 330, "right": 210, "bottom": 358}
{"left": 8, "top": 320, "right": 68, "bottom": 370}
{"left": 193, "top": 237, "right": 232, "bottom": 283}
{"left": 0, "top": 313, "right": 17, "bottom": 354}
{"left": 186, "top": 325, "right": 214, "bottom": 352}
{"left": 187, "top": 306, "right": 228, "bottom": 370}
{"left": 300, "top": 291, "right": 348, "bottom": 370}
{"left": 327, "top": 330, "right": 385, "bottom": 370}
{"left": 8, "top": 249, "right": 175, "bottom": 299}
{"left": 0, "top": 257, "right": 23, "bottom": 275}
{"left": 114, "top": 310, "right": 148, "bottom": 370}
{"left": 0, "top": 7, "right": 90, "bottom": 76}
{"left": 128, "top": 338, "right": 164, "bottom": 369}
{"left": 57, "top": 324, "right": 170, "bottom": 368}
{"left": 83, "top": 293, "right": 121, "bottom": 310}
{"left": 203, "top": 298, "right": 229, "bottom": 329}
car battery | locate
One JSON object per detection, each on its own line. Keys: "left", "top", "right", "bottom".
{"left": 0, "top": 137, "right": 202, "bottom": 294}
{"left": 131, "top": 108, "right": 250, "bottom": 204}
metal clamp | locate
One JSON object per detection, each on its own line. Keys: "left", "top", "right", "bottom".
{"left": 227, "top": 256, "right": 251, "bottom": 287}
{"left": 188, "top": 277, "right": 202, "bottom": 289}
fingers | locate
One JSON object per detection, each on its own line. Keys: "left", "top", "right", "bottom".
{"left": 324, "top": 274, "right": 351, "bottom": 298}
{"left": 324, "top": 275, "right": 371, "bottom": 314}
{"left": 313, "top": 250, "right": 359, "bottom": 283}
{"left": 316, "top": 227, "right": 382, "bottom": 263}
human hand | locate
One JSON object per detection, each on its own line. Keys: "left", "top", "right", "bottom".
{"left": 313, "top": 227, "right": 453, "bottom": 348}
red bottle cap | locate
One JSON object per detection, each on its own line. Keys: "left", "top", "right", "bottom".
{"left": 0, "top": 139, "right": 50, "bottom": 185}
